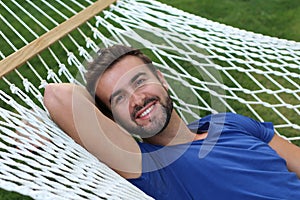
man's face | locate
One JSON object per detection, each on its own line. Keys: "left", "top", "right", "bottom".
{"left": 96, "top": 55, "right": 173, "bottom": 138}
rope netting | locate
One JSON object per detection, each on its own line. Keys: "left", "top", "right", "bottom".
{"left": 0, "top": 0, "right": 299, "bottom": 199}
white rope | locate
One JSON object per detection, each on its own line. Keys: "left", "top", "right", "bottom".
{"left": 0, "top": 0, "right": 299, "bottom": 199}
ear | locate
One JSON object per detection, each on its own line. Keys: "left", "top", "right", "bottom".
{"left": 156, "top": 70, "right": 169, "bottom": 90}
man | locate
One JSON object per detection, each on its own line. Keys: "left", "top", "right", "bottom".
{"left": 44, "top": 45, "right": 300, "bottom": 199}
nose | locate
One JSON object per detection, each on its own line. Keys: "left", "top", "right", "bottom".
{"left": 130, "top": 91, "right": 145, "bottom": 107}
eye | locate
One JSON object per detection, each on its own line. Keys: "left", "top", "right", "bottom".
{"left": 116, "top": 95, "right": 124, "bottom": 103}
{"left": 113, "top": 94, "right": 126, "bottom": 105}
{"left": 135, "top": 78, "right": 146, "bottom": 87}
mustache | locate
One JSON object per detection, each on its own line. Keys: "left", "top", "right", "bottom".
{"left": 132, "top": 97, "right": 158, "bottom": 118}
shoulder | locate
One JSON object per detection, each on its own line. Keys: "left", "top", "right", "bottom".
{"left": 188, "top": 112, "right": 245, "bottom": 133}
{"left": 188, "top": 112, "right": 274, "bottom": 142}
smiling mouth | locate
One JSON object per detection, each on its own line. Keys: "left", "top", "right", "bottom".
{"left": 134, "top": 99, "right": 157, "bottom": 120}
{"left": 139, "top": 104, "right": 155, "bottom": 118}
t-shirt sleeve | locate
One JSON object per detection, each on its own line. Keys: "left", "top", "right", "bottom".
{"left": 189, "top": 113, "right": 275, "bottom": 143}
{"left": 230, "top": 113, "right": 275, "bottom": 143}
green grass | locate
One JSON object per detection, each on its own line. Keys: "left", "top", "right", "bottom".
{"left": 158, "top": 0, "right": 300, "bottom": 42}
{"left": 1, "top": 0, "right": 300, "bottom": 199}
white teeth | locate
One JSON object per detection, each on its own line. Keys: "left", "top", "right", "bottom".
{"left": 139, "top": 105, "right": 154, "bottom": 117}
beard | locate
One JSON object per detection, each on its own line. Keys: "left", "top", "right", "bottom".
{"left": 113, "top": 94, "right": 173, "bottom": 138}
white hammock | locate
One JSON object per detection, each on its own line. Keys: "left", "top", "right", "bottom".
{"left": 0, "top": 0, "right": 299, "bottom": 199}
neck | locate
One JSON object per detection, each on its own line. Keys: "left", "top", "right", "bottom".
{"left": 144, "top": 110, "right": 204, "bottom": 146}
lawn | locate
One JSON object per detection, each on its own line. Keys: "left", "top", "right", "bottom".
{"left": 1, "top": 0, "right": 300, "bottom": 199}
{"left": 158, "top": 0, "right": 300, "bottom": 42}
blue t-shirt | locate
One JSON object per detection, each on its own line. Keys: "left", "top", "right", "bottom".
{"left": 128, "top": 113, "right": 300, "bottom": 200}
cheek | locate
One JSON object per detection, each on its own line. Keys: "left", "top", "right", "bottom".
{"left": 154, "top": 85, "right": 169, "bottom": 99}
{"left": 111, "top": 103, "right": 131, "bottom": 121}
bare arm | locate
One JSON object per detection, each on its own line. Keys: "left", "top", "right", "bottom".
{"left": 269, "top": 133, "right": 300, "bottom": 178}
{"left": 43, "top": 83, "right": 141, "bottom": 179}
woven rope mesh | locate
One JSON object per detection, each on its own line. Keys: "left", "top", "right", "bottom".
{"left": 0, "top": 0, "right": 300, "bottom": 199}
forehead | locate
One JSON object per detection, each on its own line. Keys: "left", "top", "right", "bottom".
{"left": 96, "top": 55, "right": 154, "bottom": 101}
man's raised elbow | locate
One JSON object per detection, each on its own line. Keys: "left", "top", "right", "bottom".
{"left": 43, "top": 83, "right": 72, "bottom": 112}
{"left": 44, "top": 83, "right": 56, "bottom": 109}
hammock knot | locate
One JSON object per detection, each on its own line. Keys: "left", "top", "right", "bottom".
{"left": 78, "top": 46, "right": 93, "bottom": 62}
{"left": 67, "top": 52, "right": 76, "bottom": 65}
{"left": 102, "top": 10, "right": 112, "bottom": 20}
{"left": 109, "top": 2, "right": 117, "bottom": 12}
{"left": 91, "top": 27, "right": 102, "bottom": 40}
{"left": 67, "top": 52, "right": 87, "bottom": 82}
{"left": 57, "top": 64, "right": 76, "bottom": 83}
{"left": 67, "top": 52, "right": 86, "bottom": 73}
{"left": 23, "top": 79, "right": 30, "bottom": 93}
{"left": 47, "top": 69, "right": 56, "bottom": 80}
{"left": 86, "top": 38, "right": 99, "bottom": 52}
{"left": 58, "top": 64, "right": 67, "bottom": 76}
{"left": 10, "top": 84, "right": 18, "bottom": 94}
{"left": 39, "top": 80, "right": 48, "bottom": 89}
{"left": 190, "top": 76, "right": 200, "bottom": 83}
{"left": 95, "top": 16, "right": 103, "bottom": 27}
{"left": 78, "top": 46, "right": 85, "bottom": 55}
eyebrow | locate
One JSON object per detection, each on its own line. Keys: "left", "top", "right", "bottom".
{"left": 109, "top": 72, "right": 147, "bottom": 104}
{"left": 130, "top": 72, "right": 147, "bottom": 84}
{"left": 109, "top": 90, "right": 122, "bottom": 104}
